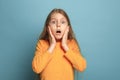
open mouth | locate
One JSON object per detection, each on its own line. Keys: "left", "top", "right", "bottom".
{"left": 56, "top": 30, "right": 61, "bottom": 33}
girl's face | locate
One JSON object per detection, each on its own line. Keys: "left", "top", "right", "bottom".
{"left": 48, "top": 13, "right": 69, "bottom": 40}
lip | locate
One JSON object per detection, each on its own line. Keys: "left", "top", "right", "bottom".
{"left": 54, "top": 30, "right": 63, "bottom": 39}
{"left": 55, "top": 33, "right": 61, "bottom": 35}
{"left": 56, "top": 30, "right": 61, "bottom": 34}
{"left": 55, "top": 31, "right": 62, "bottom": 36}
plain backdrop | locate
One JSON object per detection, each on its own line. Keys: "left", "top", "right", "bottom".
{"left": 0, "top": 0, "right": 120, "bottom": 80}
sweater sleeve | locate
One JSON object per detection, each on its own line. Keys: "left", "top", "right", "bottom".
{"left": 64, "top": 40, "right": 87, "bottom": 72}
{"left": 32, "top": 40, "right": 53, "bottom": 74}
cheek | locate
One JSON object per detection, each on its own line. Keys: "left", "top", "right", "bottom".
{"left": 62, "top": 26, "right": 67, "bottom": 32}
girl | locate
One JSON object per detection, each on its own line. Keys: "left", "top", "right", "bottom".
{"left": 32, "top": 8, "right": 87, "bottom": 80}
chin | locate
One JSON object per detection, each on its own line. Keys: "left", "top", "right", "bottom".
{"left": 55, "top": 37, "right": 62, "bottom": 41}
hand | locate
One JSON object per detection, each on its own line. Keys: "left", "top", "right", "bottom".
{"left": 62, "top": 26, "right": 69, "bottom": 52}
{"left": 48, "top": 26, "right": 56, "bottom": 53}
{"left": 48, "top": 26, "right": 56, "bottom": 45}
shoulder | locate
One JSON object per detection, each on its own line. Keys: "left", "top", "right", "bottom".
{"left": 37, "top": 39, "right": 49, "bottom": 47}
{"left": 68, "top": 39, "right": 80, "bottom": 51}
{"left": 68, "top": 39, "right": 77, "bottom": 44}
{"left": 68, "top": 39, "right": 78, "bottom": 46}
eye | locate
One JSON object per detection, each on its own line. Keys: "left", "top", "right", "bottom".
{"left": 61, "top": 21, "right": 66, "bottom": 24}
{"left": 51, "top": 20, "right": 56, "bottom": 24}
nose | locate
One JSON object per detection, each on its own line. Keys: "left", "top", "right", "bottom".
{"left": 57, "top": 22, "right": 61, "bottom": 27}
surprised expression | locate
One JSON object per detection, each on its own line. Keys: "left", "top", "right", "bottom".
{"left": 49, "top": 13, "right": 69, "bottom": 40}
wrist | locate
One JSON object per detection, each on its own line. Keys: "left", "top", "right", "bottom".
{"left": 62, "top": 44, "right": 69, "bottom": 52}
{"left": 48, "top": 44, "right": 56, "bottom": 53}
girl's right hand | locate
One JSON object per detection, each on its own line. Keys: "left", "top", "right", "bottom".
{"left": 48, "top": 26, "right": 56, "bottom": 45}
{"left": 48, "top": 26, "right": 56, "bottom": 53}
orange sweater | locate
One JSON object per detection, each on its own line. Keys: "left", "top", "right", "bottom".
{"left": 32, "top": 39, "right": 86, "bottom": 80}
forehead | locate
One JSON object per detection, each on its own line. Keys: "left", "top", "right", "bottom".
{"left": 50, "top": 13, "right": 67, "bottom": 20}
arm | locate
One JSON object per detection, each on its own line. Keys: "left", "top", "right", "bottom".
{"left": 64, "top": 40, "right": 87, "bottom": 72}
{"left": 32, "top": 40, "right": 53, "bottom": 74}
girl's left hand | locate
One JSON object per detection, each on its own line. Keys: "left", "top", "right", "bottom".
{"left": 62, "top": 26, "right": 69, "bottom": 52}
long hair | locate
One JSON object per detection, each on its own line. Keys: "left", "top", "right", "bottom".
{"left": 37, "top": 8, "right": 83, "bottom": 80}
{"left": 39, "top": 8, "right": 81, "bottom": 50}
{"left": 39, "top": 8, "right": 75, "bottom": 40}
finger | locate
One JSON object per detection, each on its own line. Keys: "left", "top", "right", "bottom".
{"left": 63, "top": 27, "right": 69, "bottom": 41}
{"left": 66, "top": 26, "right": 69, "bottom": 33}
{"left": 64, "top": 26, "right": 69, "bottom": 36}
{"left": 48, "top": 26, "right": 56, "bottom": 43}
{"left": 48, "top": 26, "right": 51, "bottom": 35}
{"left": 48, "top": 26, "right": 54, "bottom": 38}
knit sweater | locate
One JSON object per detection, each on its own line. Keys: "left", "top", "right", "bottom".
{"left": 32, "top": 39, "right": 86, "bottom": 80}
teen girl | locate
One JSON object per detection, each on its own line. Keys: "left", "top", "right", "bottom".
{"left": 32, "top": 8, "right": 87, "bottom": 80}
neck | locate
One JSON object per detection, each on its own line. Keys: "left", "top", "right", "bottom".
{"left": 56, "top": 39, "right": 61, "bottom": 42}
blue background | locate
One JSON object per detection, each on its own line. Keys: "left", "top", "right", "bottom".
{"left": 0, "top": 0, "right": 120, "bottom": 80}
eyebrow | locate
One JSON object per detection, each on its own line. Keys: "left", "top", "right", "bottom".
{"left": 50, "top": 18, "right": 67, "bottom": 21}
